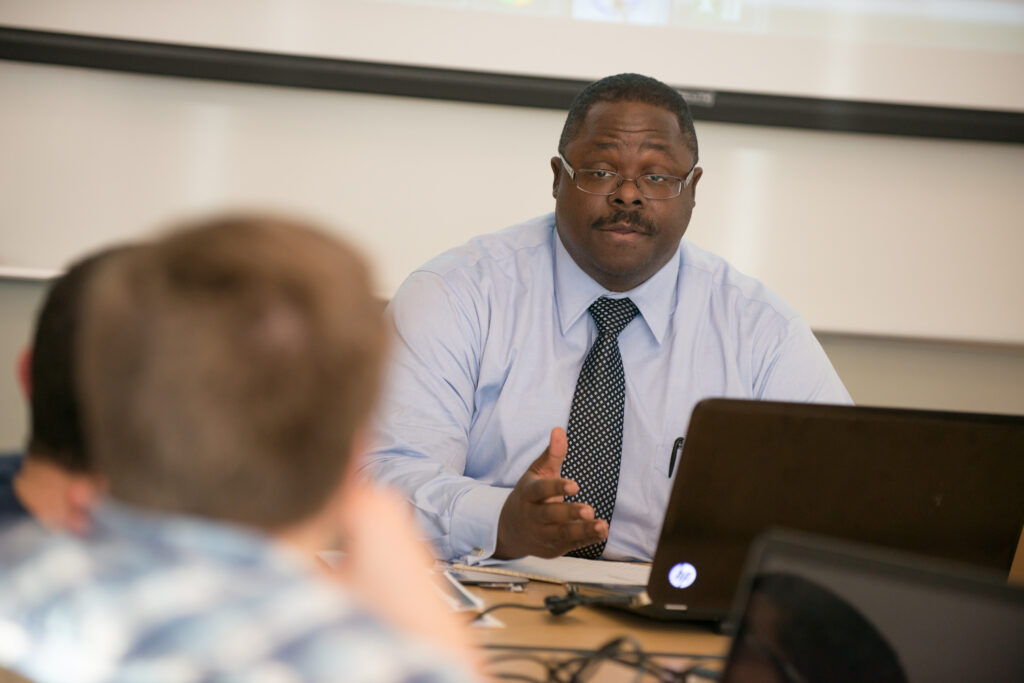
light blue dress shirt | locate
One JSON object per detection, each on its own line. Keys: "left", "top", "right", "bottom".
{"left": 366, "top": 213, "right": 850, "bottom": 562}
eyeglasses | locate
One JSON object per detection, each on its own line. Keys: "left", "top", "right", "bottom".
{"left": 557, "top": 153, "right": 698, "bottom": 200}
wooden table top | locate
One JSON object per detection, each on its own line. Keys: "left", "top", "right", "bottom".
{"left": 465, "top": 580, "right": 730, "bottom": 681}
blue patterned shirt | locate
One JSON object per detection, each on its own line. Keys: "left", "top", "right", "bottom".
{"left": 0, "top": 501, "right": 475, "bottom": 683}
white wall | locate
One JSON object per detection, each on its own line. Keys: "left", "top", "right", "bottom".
{"left": 3, "top": 60, "right": 1024, "bottom": 345}
{"left": 0, "top": 280, "right": 44, "bottom": 451}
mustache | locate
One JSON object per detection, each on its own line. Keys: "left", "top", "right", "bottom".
{"left": 592, "top": 211, "right": 655, "bottom": 234}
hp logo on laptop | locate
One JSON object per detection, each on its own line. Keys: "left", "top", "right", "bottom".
{"left": 668, "top": 562, "right": 698, "bottom": 589}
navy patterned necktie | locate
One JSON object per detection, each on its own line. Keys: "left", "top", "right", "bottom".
{"left": 561, "top": 296, "right": 639, "bottom": 559}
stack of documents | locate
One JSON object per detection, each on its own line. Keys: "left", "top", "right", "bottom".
{"left": 451, "top": 556, "right": 650, "bottom": 586}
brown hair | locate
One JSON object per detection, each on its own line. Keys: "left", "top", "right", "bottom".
{"left": 77, "top": 214, "right": 386, "bottom": 530}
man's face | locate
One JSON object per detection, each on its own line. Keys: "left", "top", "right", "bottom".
{"left": 551, "top": 100, "right": 701, "bottom": 292}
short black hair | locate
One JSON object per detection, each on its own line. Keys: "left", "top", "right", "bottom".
{"left": 558, "top": 73, "right": 698, "bottom": 161}
{"left": 26, "top": 247, "right": 124, "bottom": 472}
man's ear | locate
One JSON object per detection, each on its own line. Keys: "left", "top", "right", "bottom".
{"left": 689, "top": 167, "right": 703, "bottom": 203}
{"left": 550, "top": 157, "right": 563, "bottom": 199}
{"left": 16, "top": 347, "right": 31, "bottom": 399}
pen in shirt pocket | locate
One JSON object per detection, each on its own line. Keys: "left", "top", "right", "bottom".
{"left": 668, "top": 437, "right": 684, "bottom": 477}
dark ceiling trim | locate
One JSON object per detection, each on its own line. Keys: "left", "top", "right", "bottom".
{"left": 2, "top": 26, "right": 1021, "bottom": 144}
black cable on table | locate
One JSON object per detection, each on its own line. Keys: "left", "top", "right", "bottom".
{"left": 484, "top": 635, "right": 726, "bottom": 682}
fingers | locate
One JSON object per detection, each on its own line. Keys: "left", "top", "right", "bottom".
{"left": 524, "top": 500, "right": 610, "bottom": 557}
{"left": 522, "top": 476, "right": 577, "bottom": 503}
{"left": 528, "top": 426, "right": 568, "bottom": 478}
{"left": 533, "top": 500, "right": 594, "bottom": 525}
{"left": 536, "top": 518, "right": 610, "bottom": 558}
{"left": 549, "top": 426, "right": 567, "bottom": 459}
{"left": 496, "top": 484, "right": 609, "bottom": 559}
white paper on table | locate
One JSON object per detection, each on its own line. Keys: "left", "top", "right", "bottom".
{"left": 454, "top": 555, "right": 651, "bottom": 586}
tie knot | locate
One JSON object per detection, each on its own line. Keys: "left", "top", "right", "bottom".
{"left": 588, "top": 297, "right": 639, "bottom": 337}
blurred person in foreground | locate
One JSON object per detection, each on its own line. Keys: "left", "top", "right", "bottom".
{"left": 0, "top": 215, "right": 477, "bottom": 683}
{"left": 0, "top": 249, "right": 122, "bottom": 529}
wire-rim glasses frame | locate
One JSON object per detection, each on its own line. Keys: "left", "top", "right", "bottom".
{"left": 557, "top": 153, "right": 698, "bottom": 200}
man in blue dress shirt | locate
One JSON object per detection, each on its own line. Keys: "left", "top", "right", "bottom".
{"left": 366, "top": 73, "right": 851, "bottom": 563}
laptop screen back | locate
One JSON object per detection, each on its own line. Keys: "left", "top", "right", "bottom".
{"left": 722, "top": 531, "right": 1024, "bottom": 682}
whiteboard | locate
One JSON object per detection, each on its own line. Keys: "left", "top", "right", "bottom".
{"left": 2, "top": 60, "right": 1023, "bottom": 346}
{"left": 2, "top": 0, "right": 1023, "bottom": 112}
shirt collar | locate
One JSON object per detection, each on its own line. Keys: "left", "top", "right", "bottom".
{"left": 552, "top": 217, "right": 679, "bottom": 345}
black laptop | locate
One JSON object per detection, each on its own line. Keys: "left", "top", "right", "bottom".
{"left": 573, "top": 398, "right": 1024, "bottom": 622}
{"left": 721, "top": 529, "right": 1024, "bottom": 682}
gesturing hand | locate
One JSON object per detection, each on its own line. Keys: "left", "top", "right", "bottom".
{"left": 494, "top": 427, "right": 609, "bottom": 559}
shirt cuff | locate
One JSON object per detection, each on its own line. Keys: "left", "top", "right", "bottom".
{"left": 449, "top": 483, "right": 511, "bottom": 564}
